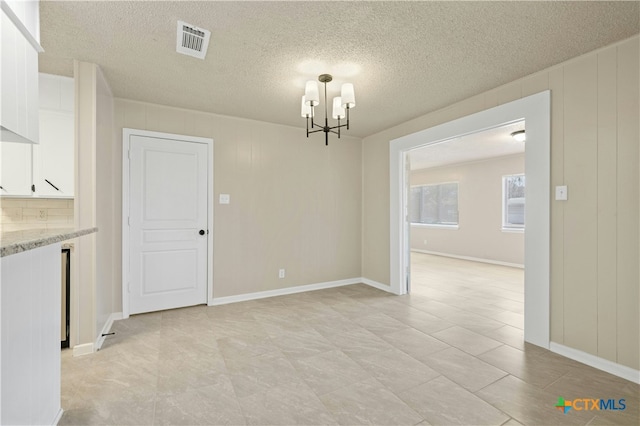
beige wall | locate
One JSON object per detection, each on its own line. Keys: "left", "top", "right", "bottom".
{"left": 0, "top": 198, "right": 74, "bottom": 232}
{"left": 94, "top": 66, "right": 116, "bottom": 337}
{"left": 73, "top": 61, "right": 97, "bottom": 347}
{"left": 362, "top": 36, "right": 639, "bottom": 370}
{"left": 112, "top": 99, "right": 362, "bottom": 303}
{"left": 73, "top": 61, "right": 116, "bottom": 348}
{"left": 410, "top": 154, "right": 524, "bottom": 265}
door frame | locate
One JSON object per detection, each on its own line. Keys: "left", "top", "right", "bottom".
{"left": 122, "top": 128, "right": 214, "bottom": 319}
{"left": 389, "top": 91, "right": 550, "bottom": 349}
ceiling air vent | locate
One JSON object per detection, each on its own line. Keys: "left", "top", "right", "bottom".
{"left": 176, "top": 20, "right": 211, "bottom": 60}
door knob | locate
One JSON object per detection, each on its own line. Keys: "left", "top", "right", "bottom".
{"left": 199, "top": 230, "right": 205, "bottom": 235}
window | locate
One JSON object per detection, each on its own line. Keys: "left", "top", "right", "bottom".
{"left": 410, "top": 182, "right": 458, "bottom": 226}
{"left": 503, "top": 174, "right": 525, "bottom": 229}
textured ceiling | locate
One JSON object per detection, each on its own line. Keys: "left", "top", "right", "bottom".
{"left": 38, "top": 1, "right": 639, "bottom": 138}
{"left": 409, "top": 121, "right": 525, "bottom": 170}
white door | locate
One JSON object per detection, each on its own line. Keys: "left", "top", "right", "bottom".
{"left": 128, "top": 135, "right": 208, "bottom": 314}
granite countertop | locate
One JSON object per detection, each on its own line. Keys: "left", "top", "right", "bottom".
{"left": 1, "top": 227, "right": 98, "bottom": 257}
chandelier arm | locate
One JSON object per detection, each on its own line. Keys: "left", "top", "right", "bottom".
{"left": 327, "top": 123, "right": 348, "bottom": 131}
{"left": 307, "top": 128, "right": 325, "bottom": 135}
{"left": 346, "top": 106, "right": 350, "bottom": 130}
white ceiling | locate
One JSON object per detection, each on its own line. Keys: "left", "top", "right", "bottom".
{"left": 409, "top": 121, "right": 525, "bottom": 170}
{"left": 38, "top": 1, "right": 639, "bottom": 138}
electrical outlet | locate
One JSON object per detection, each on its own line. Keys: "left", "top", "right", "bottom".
{"left": 278, "top": 269, "right": 285, "bottom": 279}
{"left": 38, "top": 209, "right": 48, "bottom": 221}
{"left": 423, "top": 239, "right": 428, "bottom": 245}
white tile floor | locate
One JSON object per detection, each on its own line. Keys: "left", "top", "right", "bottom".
{"left": 59, "top": 253, "right": 639, "bottom": 425}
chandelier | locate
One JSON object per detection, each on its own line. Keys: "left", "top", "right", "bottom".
{"left": 300, "top": 74, "right": 356, "bottom": 145}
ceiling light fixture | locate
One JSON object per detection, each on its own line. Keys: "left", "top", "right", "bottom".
{"left": 301, "top": 74, "right": 355, "bottom": 146}
{"left": 510, "top": 130, "right": 526, "bottom": 142}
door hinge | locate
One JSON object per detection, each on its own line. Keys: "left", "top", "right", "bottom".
{"left": 128, "top": 150, "right": 131, "bottom": 160}
{"left": 128, "top": 216, "right": 130, "bottom": 226}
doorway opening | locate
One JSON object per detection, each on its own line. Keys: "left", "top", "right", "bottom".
{"left": 389, "top": 91, "right": 550, "bottom": 348}
{"left": 408, "top": 121, "right": 526, "bottom": 341}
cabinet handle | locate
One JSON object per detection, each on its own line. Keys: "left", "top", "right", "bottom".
{"left": 45, "top": 179, "right": 60, "bottom": 191}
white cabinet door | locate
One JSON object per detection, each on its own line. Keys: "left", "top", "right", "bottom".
{"left": 39, "top": 73, "right": 74, "bottom": 112}
{"left": 1, "top": 243, "right": 62, "bottom": 425}
{"left": 0, "top": 141, "right": 33, "bottom": 196}
{"left": 1, "top": 11, "right": 20, "bottom": 137}
{"left": 0, "top": 9, "right": 39, "bottom": 144}
{"left": 24, "top": 31, "right": 39, "bottom": 143}
{"left": 33, "top": 110, "right": 74, "bottom": 197}
{"left": 3, "top": 0, "right": 41, "bottom": 43}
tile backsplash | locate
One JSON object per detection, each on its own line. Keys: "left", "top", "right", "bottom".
{"left": 0, "top": 198, "right": 74, "bottom": 232}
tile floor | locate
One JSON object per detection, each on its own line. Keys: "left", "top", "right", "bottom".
{"left": 59, "top": 253, "right": 639, "bottom": 425}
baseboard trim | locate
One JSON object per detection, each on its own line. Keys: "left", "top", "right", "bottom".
{"left": 72, "top": 342, "right": 94, "bottom": 357}
{"left": 209, "top": 278, "right": 363, "bottom": 306}
{"left": 361, "top": 277, "right": 396, "bottom": 294}
{"left": 550, "top": 342, "right": 640, "bottom": 384}
{"left": 95, "top": 312, "right": 123, "bottom": 351}
{"left": 411, "top": 249, "right": 524, "bottom": 269}
{"left": 52, "top": 408, "right": 64, "bottom": 426}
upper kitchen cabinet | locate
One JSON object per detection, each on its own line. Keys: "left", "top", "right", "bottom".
{"left": 1, "top": 74, "right": 75, "bottom": 198}
{"left": 1, "top": 0, "right": 42, "bottom": 145}
{"left": 33, "top": 74, "right": 74, "bottom": 197}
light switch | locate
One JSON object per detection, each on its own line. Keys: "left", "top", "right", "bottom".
{"left": 219, "top": 194, "right": 230, "bottom": 204}
{"left": 555, "top": 186, "right": 568, "bottom": 201}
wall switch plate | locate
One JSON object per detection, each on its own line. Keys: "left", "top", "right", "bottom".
{"left": 555, "top": 186, "right": 568, "bottom": 201}
{"left": 278, "top": 269, "right": 285, "bottom": 279}
{"left": 219, "top": 194, "right": 230, "bottom": 204}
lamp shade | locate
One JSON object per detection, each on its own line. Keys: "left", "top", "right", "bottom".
{"left": 341, "top": 83, "right": 355, "bottom": 108}
{"left": 304, "top": 81, "right": 320, "bottom": 106}
{"left": 301, "top": 96, "right": 312, "bottom": 117}
{"left": 332, "top": 97, "right": 345, "bottom": 119}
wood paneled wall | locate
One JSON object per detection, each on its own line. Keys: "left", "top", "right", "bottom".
{"left": 362, "top": 36, "right": 639, "bottom": 369}
{"left": 111, "top": 99, "right": 363, "bottom": 302}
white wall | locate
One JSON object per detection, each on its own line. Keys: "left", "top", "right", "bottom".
{"left": 410, "top": 154, "right": 524, "bottom": 266}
